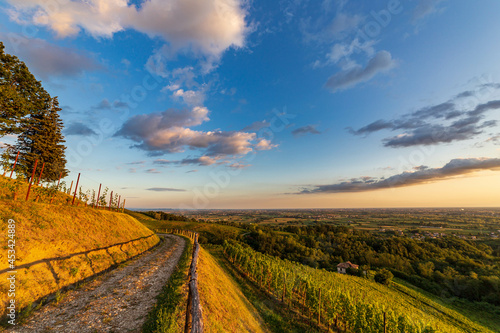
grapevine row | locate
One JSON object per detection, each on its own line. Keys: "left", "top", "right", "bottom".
{"left": 223, "top": 240, "right": 469, "bottom": 333}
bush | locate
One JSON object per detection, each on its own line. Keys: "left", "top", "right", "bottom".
{"left": 375, "top": 268, "right": 394, "bottom": 285}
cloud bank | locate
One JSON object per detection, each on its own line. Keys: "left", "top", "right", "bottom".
{"left": 300, "top": 157, "right": 500, "bottom": 194}
{"left": 0, "top": 33, "right": 102, "bottom": 79}
{"left": 6, "top": 0, "right": 248, "bottom": 59}
{"left": 348, "top": 84, "right": 500, "bottom": 147}
{"left": 115, "top": 107, "right": 275, "bottom": 166}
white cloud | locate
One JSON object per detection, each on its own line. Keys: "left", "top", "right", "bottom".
{"left": 255, "top": 138, "right": 277, "bottom": 151}
{"left": 172, "top": 88, "right": 206, "bottom": 107}
{"left": 6, "top": 0, "right": 248, "bottom": 59}
{"left": 115, "top": 107, "right": 277, "bottom": 159}
{"left": 327, "top": 38, "right": 376, "bottom": 65}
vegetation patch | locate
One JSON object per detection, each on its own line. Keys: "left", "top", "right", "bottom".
{"left": 143, "top": 236, "right": 192, "bottom": 333}
{"left": 209, "top": 246, "right": 321, "bottom": 333}
{"left": 197, "top": 245, "right": 266, "bottom": 332}
{"left": 224, "top": 240, "right": 493, "bottom": 333}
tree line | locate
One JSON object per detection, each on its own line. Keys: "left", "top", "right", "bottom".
{"left": 243, "top": 224, "right": 500, "bottom": 306}
{"left": 0, "top": 42, "right": 67, "bottom": 182}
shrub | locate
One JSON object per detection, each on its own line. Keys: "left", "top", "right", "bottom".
{"left": 375, "top": 268, "right": 394, "bottom": 285}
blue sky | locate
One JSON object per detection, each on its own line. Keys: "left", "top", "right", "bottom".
{"left": 1, "top": 0, "right": 499, "bottom": 209}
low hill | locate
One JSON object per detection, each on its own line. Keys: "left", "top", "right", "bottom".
{"left": 0, "top": 197, "right": 159, "bottom": 319}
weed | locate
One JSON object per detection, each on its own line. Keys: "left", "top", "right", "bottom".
{"left": 70, "top": 267, "right": 79, "bottom": 277}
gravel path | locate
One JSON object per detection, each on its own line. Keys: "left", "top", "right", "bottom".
{"left": 10, "top": 234, "right": 185, "bottom": 333}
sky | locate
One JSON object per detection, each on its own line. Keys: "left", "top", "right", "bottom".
{"left": 0, "top": 0, "right": 499, "bottom": 209}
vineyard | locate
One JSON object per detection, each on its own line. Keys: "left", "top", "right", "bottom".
{"left": 223, "top": 240, "right": 492, "bottom": 333}
{"left": 0, "top": 173, "right": 124, "bottom": 211}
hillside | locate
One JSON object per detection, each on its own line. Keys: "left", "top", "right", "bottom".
{"left": 197, "top": 246, "right": 266, "bottom": 332}
{"left": 0, "top": 198, "right": 159, "bottom": 319}
{"left": 224, "top": 240, "right": 495, "bottom": 333}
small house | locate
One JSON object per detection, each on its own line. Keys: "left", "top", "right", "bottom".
{"left": 337, "top": 261, "right": 359, "bottom": 274}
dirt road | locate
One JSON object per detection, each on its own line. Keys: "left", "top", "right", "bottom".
{"left": 10, "top": 234, "right": 185, "bottom": 333}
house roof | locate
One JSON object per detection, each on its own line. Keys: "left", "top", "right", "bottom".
{"left": 337, "top": 261, "right": 359, "bottom": 269}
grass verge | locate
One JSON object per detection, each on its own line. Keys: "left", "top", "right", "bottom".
{"left": 142, "top": 236, "right": 192, "bottom": 333}
{"left": 197, "top": 246, "right": 267, "bottom": 333}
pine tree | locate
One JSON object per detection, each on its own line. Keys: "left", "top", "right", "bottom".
{"left": 0, "top": 42, "right": 50, "bottom": 136}
{"left": 14, "top": 97, "right": 68, "bottom": 182}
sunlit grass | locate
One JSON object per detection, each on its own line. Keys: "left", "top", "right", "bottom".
{"left": 197, "top": 246, "right": 267, "bottom": 332}
{"left": 0, "top": 198, "right": 159, "bottom": 320}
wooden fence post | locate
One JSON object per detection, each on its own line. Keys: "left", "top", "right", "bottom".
{"left": 95, "top": 184, "right": 101, "bottom": 208}
{"left": 71, "top": 173, "right": 80, "bottom": 205}
{"left": 68, "top": 180, "right": 73, "bottom": 195}
{"left": 56, "top": 172, "right": 62, "bottom": 189}
{"left": 122, "top": 199, "right": 126, "bottom": 212}
{"left": 118, "top": 195, "right": 121, "bottom": 211}
{"left": 108, "top": 191, "right": 113, "bottom": 210}
{"left": 25, "top": 160, "right": 38, "bottom": 201}
{"left": 9, "top": 151, "right": 19, "bottom": 179}
{"left": 36, "top": 162, "right": 45, "bottom": 186}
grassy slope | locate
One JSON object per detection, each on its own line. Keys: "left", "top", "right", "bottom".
{"left": 197, "top": 247, "right": 267, "bottom": 333}
{"left": 394, "top": 278, "right": 500, "bottom": 332}
{"left": 0, "top": 175, "right": 84, "bottom": 205}
{"left": 0, "top": 200, "right": 159, "bottom": 318}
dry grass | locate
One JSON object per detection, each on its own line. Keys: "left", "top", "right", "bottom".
{"left": 197, "top": 246, "right": 267, "bottom": 333}
{"left": 0, "top": 175, "right": 86, "bottom": 206}
{"left": 0, "top": 198, "right": 159, "bottom": 319}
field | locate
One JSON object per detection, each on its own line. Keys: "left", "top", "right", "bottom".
{"left": 174, "top": 207, "right": 500, "bottom": 241}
